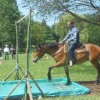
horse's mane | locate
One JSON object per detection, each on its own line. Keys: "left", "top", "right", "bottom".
{"left": 37, "top": 43, "right": 63, "bottom": 50}
{"left": 47, "top": 43, "right": 59, "bottom": 49}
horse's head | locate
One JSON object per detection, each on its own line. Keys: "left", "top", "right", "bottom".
{"left": 32, "top": 44, "right": 46, "bottom": 63}
{"left": 32, "top": 43, "right": 63, "bottom": 63}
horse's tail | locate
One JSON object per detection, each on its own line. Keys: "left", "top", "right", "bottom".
{"left": 99, "top": 46, "right": 100, "bottom": 55}
{"left": 98, "top": 46, "right": 100, "bottom": 61}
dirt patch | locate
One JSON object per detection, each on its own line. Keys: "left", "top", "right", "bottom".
{"left": 77, "top": 81, "right": 100, "bottom": 95}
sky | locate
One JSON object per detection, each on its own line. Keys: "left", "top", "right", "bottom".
{"left": 16, "top": 0, "right": 55, "bottom": 26}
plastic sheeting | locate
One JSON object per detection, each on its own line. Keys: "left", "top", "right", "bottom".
{"left": 0, "top": 78, "right": 90, "bottom": 99}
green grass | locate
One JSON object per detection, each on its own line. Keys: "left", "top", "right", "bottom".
{"left": 0, "top": 53, "right": 100, "bottom": 100}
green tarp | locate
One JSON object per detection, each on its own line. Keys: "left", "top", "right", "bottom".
{"left": 0, "top": 78, "right": 90, "bottom": 99}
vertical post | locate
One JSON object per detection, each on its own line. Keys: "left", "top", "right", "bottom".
{"left": 24, "top": 9, "right": 31, "bottom": 100}
{"left": 15, "top": 21, "right": 19, "bottom": 64}
{"left": 15, "top": 21, "right": 20, "bottom": 79}
{"left": 26, "top": 9, "right": 31, "bottom": 76}
{"left": 15, "top": 21, "right": 25, "bottom": 77}
{"left": 27, "top": 81, "right": 34, "bottom": 100}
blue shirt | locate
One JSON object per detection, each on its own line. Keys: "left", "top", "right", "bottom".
{"left": 61, "top": 26, "right": 79, "bottom": 44}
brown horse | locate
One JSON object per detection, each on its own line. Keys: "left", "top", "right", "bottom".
{"left": 32, "top": 43, "right": 100, "bottom": 85}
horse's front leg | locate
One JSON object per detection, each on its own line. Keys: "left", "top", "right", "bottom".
{"left": 48, "top": 67, "right": 52, "bottom": 80}
{"left": 47, "top": 61, "right": 71, "bottom": 85}
{"left": 47, "top": 62, "right": 61, "bottom": 81}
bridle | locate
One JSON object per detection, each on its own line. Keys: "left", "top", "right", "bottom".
{"left": 36, "top": 43, "right": 68, "bottom": 57}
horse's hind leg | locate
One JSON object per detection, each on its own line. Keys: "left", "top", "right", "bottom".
{"left": 96, "top": 69, "right": 100, "bottom": 84}
{"left": 96, "top": 63, "right": 100, "bottom": 84}
{"left": 91, "top": 60, "right": 100, "bottom": 84}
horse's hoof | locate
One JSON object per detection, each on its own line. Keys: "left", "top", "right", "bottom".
{"left": 48, "top": 78, "right": 52, "bottom": 81}
{"left": 48, "top": 76, "right": 52, "bottom": 81}
{"left": 48, "top": 78, "right": 51, "bottom": 81}
{"left": 48, "top": 79, "right": 51, "bottom": 82}
{"left": 94, "top": 80, "right": 100, "bottom": 84}
{"left": 66, "top": 81, "right": 71, "bottom": 85}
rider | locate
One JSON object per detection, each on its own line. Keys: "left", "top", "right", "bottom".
{"left": 60, "top": 21, "right": 80, "bottom": 66}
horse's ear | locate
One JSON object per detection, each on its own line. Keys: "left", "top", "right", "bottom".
{"left": 37, "top": 44, "right": 42, "bottom": 50}
{"left": 43, "top": 44, "right": 47, "bottom": 48}
{"left": 36, "top": 44, "right": 45, "bottom": 50}
{"left": 38, "top": 44, "right": 41, "bottom": 49}
{"left": 34, "top": 45, "right": 37, "bottom": 48}
{"left": 35, "top": 45, "right": 40, "bottom": 50}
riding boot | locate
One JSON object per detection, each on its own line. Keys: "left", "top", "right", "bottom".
{"left": 72, "top": 59, "right": 76, "bottom": 64}
{"left": 68, "top": 59, "right": 76, "bottom": 67}
{"left": 68, "top": 43, "right": 77, "bottom": 66}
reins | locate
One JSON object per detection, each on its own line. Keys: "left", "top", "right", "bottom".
{"left": 52, "top": 51, "right": 62, "bottom": 56}
{"left": 52, "top": 44, "right": 68, "bottom": 56}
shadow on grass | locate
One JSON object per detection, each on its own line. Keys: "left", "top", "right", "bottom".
{"left": 75, "top": 80, "right": 94, "bottom": 84}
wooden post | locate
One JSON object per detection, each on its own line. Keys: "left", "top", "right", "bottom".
{"left": 28, "top": 71, "right": 45, "bottom": 97}
{"left": 4, "top": 75, "right": 26, "bottom": 100}
{"left": 26, "top": 9, "right": 31, "bottom": 77}
{"left": 27, "top": 81, "right": 34, "bottom": 100}
{"left": 0, "top": 59, "right": 2, "bottom": 64}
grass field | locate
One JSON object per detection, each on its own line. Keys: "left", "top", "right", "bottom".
{"left": 0, "top": 53, "right": 100, "bottom": 100}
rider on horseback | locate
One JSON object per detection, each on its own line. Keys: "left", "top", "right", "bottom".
{"left": 60, "top": 21, "right": 80, "bottom": 66}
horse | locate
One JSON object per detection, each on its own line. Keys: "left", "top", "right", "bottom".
{"left": 32, "top": 43, "right": 100, "bottom": 85}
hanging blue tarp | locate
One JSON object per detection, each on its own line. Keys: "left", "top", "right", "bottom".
{"left": 0, "top": 78, "right": 90, "bottom": 99}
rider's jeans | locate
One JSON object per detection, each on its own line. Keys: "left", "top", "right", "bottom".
{"left": 68, "top": 42, "right": 78, "bottom": 63}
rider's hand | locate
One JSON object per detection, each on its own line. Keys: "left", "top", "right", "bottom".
{"left": 59, "top": 41, "right": 62, "bottom": 44}
{"left": 66, "top": 40, "right": 70, "bottom": 44}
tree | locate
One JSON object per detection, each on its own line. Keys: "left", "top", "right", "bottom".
{"left": 17, "top": 16, "right": 29, "bottom": 51}
{"left": 23, "top": 0, "right": 100, "bottom": 26}
{"left": 88, "top": 25, "right": 100, "bottom": 46}
{"left": 32, "top": 21, "right": 48, "bottom": 44}
{"left": 0, "top": 0, "right": 20, "bottom": 47}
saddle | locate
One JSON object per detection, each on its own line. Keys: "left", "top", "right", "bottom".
{"left": 75, "top": 43, "right": 87, "bottom": 53}
{"left": 76, "top": 43, "right": 85, "bottom": 49}
{"left": 64, "top": 43, "right": 88, "bottom": 66}
{"left": 64, "top": 43, "right": 87, "bottom": 54}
